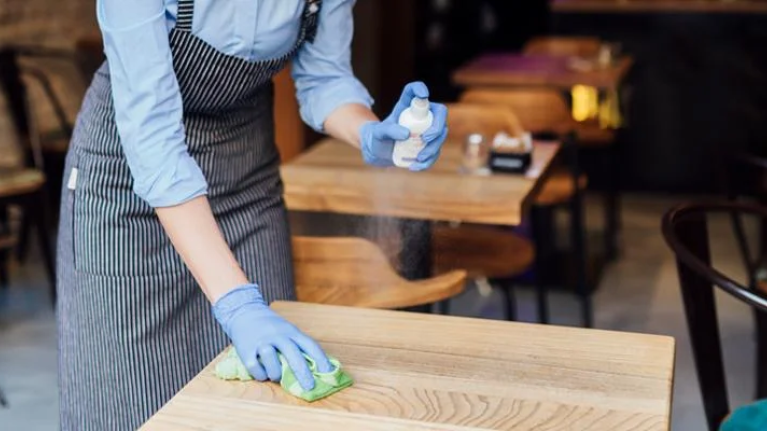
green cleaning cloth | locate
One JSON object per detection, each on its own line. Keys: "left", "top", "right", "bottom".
{"left": 214, "top": 348, "right": 353, "bottom": 402}
{"left": 720, "top": 400, "right": 767, "bottom": 431}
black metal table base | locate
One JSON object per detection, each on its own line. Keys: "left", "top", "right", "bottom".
{"left": 397, "top": 218, "right": 435, "bottom": 313}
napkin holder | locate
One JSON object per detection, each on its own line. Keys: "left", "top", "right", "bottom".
{"left": 488, "top": 132, "right": 533, "bottom": 174}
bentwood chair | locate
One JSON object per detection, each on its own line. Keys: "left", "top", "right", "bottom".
{"left": 292, "top": 236, "right": 466, "bottom": 309}
{"left": 0, "top": 48, "right": 56, "bottom": 304}
{"left": 663, "top": 201, "right": 767, "bottom": 430}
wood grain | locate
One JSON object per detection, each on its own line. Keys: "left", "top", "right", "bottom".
{"left": 452, "top": 54, "right": 633, "bottom": 90}
{"left": 280, "top": 139, "right": 561, "bottom": 226}
{"left": 141, "top": 302, "right": 676, "bottom": 431}
{"left": 551, "top": 0, "right": 767, "bottom": 14}
{"left": 293, "top": 236, "right": 466, "bottom": 308}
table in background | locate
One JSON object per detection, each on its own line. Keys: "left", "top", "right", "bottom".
{"left": 551, "top": 0, "right": 767, "bottom": 14}
{"left": 452, "top": 54, "right": 633, "bottom": 90}
{"left": 140, "top": 301, "right": 676, "bottom": 431}
{"left": 281, "top": 138, "right": 560, "bottom": 282}
{"left": 281, "top": 138, "right": 559, "bottom": 227}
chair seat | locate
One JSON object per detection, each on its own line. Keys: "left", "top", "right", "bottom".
{"left": 575, "top": 123, "right": 615, "bottom": 147}
{"left": 432, "top": 224, "right": 534, "bottom": 279}
{"left": 0, "top": 168, "right": 45, "bottom": 197}
{"left": 292, "top": 236, "right": 467, "bottom": 310}
{"left": 535, "top": 168, "right": 588, "bottom": 206}
{"left": 297, "top": 270, "right": 466, "bottom": 309}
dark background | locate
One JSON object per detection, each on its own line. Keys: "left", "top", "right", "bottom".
{"left": 355, "top": 1, "right": 767, "bottom": 195}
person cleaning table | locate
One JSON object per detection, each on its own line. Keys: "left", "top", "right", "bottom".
{"left": 56, "top": 1, "right": 448, "bottom": 429}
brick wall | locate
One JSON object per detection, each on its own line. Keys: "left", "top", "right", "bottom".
{"left": 0, "top": 0, "right": 98, "bottom": 167}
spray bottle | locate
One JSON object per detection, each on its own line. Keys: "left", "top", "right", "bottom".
{"left": 392, "top": 98, "right": 434, "bottom": 168}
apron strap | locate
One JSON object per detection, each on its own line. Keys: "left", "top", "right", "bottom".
{"left": 176, "top": 0, "right": 195, "bottom": 32}
{"left": 302, "top": 0, "right": 322, "bottom": 44}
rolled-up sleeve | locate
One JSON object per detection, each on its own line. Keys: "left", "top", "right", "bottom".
{"left": 97, "top": 0, "right": 207, "bottom": 208}
{"left": 291, "top": 0, "right": 374, "bottom": 133}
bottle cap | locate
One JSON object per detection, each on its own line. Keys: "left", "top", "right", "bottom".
{"left": 410, "top": 98, "right": 430, "bottom": 119}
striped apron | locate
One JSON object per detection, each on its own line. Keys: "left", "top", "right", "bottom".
{"left": 56, "top": 1, "right": 321, "bottom": 429}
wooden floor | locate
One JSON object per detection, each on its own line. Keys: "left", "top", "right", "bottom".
{"left": 0, "top": 194, "right": 760, "bottom": 430}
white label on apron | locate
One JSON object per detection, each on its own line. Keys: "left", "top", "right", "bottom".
{"left": 67, "top": 168, "right": 78, "bottom": 190}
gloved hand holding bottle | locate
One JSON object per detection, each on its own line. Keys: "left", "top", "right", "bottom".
{"left": 212, "top": 284, "right": 333, "bottom": 391}
{"left": 360, "top": 81, "right": 448, "bottom": 171}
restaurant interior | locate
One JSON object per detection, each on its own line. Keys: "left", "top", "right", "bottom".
{"left": 3, "top": 0, "right": 767, "bottom": 430}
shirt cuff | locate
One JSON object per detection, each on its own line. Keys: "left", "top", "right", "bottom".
{"left": 132, "top": 151, "right": 209, "bottom": 208}
{"left": 298, "top": 78, "right": 374, "bottom": 133}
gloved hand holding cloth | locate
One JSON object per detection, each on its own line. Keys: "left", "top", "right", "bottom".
{"left": 212, "top": 284, "right": 337, "bottom": 393}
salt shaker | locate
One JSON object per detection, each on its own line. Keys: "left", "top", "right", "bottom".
{"left": 461, "top": 133, "right": 490, "bottom": 175}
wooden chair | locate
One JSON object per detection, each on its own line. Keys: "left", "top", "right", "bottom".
{"left": 662, "top": 201, "right": 767, "bottom": 431}
{"left": 457, "top": 91, "right": 593, "bottom": 326}
{"left": 0, "top": 48, "right": 56, "bottom": 305}
{"left": 460, "top": 88, "right": 590, "bottom": 204}
{"left": 523, "top": 37, "right": 622, "bottom": 260}
{"left": 425, "top": 103, "right": 538, "bottom": 321}
{"left": 721, "top": 152, "right": 767, "bottom": 398}
{"left": 292, "top": 236, "right": 466, "bottom": 309}
{"left": 521, "top": 37, "right": 616, "bottom": 147}
{"left": 523, "top": 36, "right": 602, "bottom": 58}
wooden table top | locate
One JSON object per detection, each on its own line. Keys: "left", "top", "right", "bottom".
{"left": 551, "top": 0, "right": 767, "bottom": 13}
{"left": 140, "top": 301, "right": 676, "bottom": 431}
{"left": 452, "top": 54, "right": 633, "bottom": 89}
{"left": 279, "top": 138, "right": 560, "bottom": 226}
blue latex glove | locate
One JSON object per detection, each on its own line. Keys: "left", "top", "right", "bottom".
{"left": 360, "top": 81, "right": 449, "bottom": 171}
{"left": 212, "top": 284, "right": 333, "bottom": 391}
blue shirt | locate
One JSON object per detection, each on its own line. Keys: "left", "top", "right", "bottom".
{"left": 97, "top": 0, "right": 373, "bottom": 207}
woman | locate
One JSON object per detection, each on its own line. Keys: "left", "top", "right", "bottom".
{"left": 57, "top": 0, "right": 448, "bottom": 429}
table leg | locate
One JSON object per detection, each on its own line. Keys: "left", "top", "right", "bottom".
{"left": 0, "top": 385, "right": 7, "bottom": 407}
{"left": 531, "top": 207, "right": 550, "bottom": 324}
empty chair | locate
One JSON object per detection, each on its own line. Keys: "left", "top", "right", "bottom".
{"left": 428, "top": 103, "right": 538, "bottom": 321}
{"left": 0, "top": 49, "right": 56, "bottom": 304}
{"left": 523, "top": 36, "right": 602, "bottom": 58}
{"left": 462, "top": 86, "right": 620, "bottom": 263}
{"left": 458, "top": 90, "right": 593, "bottom": 326}
{"left": 663, "top": 201, "right": 767, "bottom": 431}
{"left": 292, "top": 236, "right": 466, "bottom": 309}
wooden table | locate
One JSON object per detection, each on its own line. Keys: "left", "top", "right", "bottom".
{"left": 280, "top": 138, "right": 560, "bottom": 227}
{"left": 452, "top": 54, "right": 633, "bottom": 90}
{"left": 551, "top": 0, "right": 767, "bottom": 14}
{"left": 140, "top": 301, "right": 676, "bottom": 431}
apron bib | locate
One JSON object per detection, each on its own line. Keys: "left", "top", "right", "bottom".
{"left": 56, "top": 1, "right": 321, "bottom": 429}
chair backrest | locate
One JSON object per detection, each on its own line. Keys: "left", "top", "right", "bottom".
{"left": 523, "top": 36, "right": 602, "bottom": 57}
{"left": 445, "top": 102, "right": 525, "bottom": 141}
{"left": 292, "top": 236, "right": 409, "bottom": 307}
{"left": 662, "top": 201, "right": 767, "bottom": 431}
{"left": 722, "top": 152, "right": 767, "bottom": 288}
{"left": 460, "top": 88, "right": 574, "bottom": 136}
